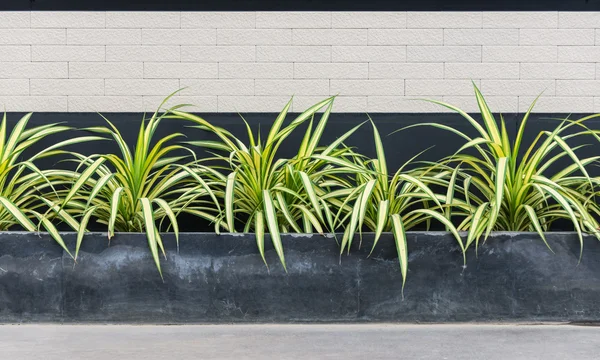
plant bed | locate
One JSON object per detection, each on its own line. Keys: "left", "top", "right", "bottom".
{"left": 1, "top": 231, "right": 599, "bottom": 324}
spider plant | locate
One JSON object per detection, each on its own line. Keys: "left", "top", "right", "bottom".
{"left": 60, "top": 98, "right": 208, "bottom": 276}
{"left": 0, "top": 112, "right": 100, "bottom": 255}
{"left": 316, "top": 121, "right": 465, "bottom": 288}
{"left": 171, "top": 97, "right": 359, "bottom": 269}
{"left": 406, "top": 83, "right": 600, "bottom": 255}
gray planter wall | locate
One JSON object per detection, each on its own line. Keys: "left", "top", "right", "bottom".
{"left": 1, "top": 232, "right": 599, "bottom": 323}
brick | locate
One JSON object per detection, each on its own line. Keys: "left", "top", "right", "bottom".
{"left": 105, "top": 79, "right": 180, "bottom": 96}
{"left": 218, "top": 96, "right": 294, "bottom": 112}
{"left": 558, "top": 46, "right": 600, "bottom": 62}
{"left": 444, "top": 63, "right": 519, "bottom": 79}
{"left": 330, "top": 79, "right": 404, "bottom": 96}
{"left": 144, "top": 63, "right": 218, "bottom": 79}
{"left": 294, "top": 63, "right": 368, "bottom": 79}
{"left": 143, "top": 96, "right": 218, "bottom": 112}
{"left": 256, "top": 12, "right": 331, "bottom": 29}
{"left": 219, "top": 63, "right": 293, "bottom": 79}
{"left": 31, "top": 79, "right": 104, "bottom": 96}
{"left": 2, "top": 11, "right": 598, "bottom": 114}
{"left": 520, "top": 29, "right": 594, "bottom": 45}
{"left": 31, "top": 12, "right": 105, "bottom": 28}
{"left": 294, "top": 96, "right": 367, "bottom": 112}
{"left": 0, "top": 29, "right": 65, "bottom": 45}
{"left": 369, "top": 29, "right": 442, "bottom": 45}
{"left": 106, "top": 46, "right": 179, "bottom": 62}
{"left": 0, "top": 80, "right": 29, "bottom": 95}
{"left": 556, "top": 80, "right": 600, "bottom": 96}
{"left": 0, "top": 62, "right": 67, "bottom": 79}
{"left": 293, "top": 29, "right": 367, "bottom": 45}
{"left": 0, "top": 46, "right": 30, "bottom": 62}
{"left": 482, "top": 46, "right": 557, "bottom": 62}
{"left": 521, "top": 63, "right": 595, "bottom": 80}
{"left": 595, "top": 30, "right": 600, "bottom": 45}
{"left": 181, "top": 46, "right": 256, "bottom": 62}
{"left": 367, "top": 96, "right": 446, "bottom": 112}
{"left": 332, "top": 46, "right": 406, "bottom": 62}
{"left": 407, "top": 46, "right": 481, "bottom": 62}
{"left": 519, "top": 96, "right": 593, "bottom": 113}
{"left": 142, "top": 29, "right": 216, "bottom": 45}
{"left": 482, "top": 12, "right": 558, "bottom": 28}
{"left": 559, "top": 12, "right": 600, "bottom": 28}
{"left": 106, "top": 12, "right": 180, "bottom": 28}
{"left": 331, "top": 12, "right": 406, "bottom": 29}
{"left": 481, "top": 80, "right": 555, "bottom": 96}
{"left": 68, "top": 96, "right": 143, "bottom": 112}
{"left": 181, "top": 12, "right": 255, "bottom": 29}
{"left": 180, "top": 79, "right": 255, "bottom": 95}
{"left": 32, "top": 46, "right": 104, "bottom": 62}
{"left": 443, "top": 96, "right": 518, "bottom": 113}
{"left": 255, "top": 79, "right": 329, "bottom": 96}
{"left": 69, "top": 62, "right": 143, "bottom": 79}
{"left": 0, "top": 96, "right": 67, "bottom": 112}
{"left": 369, "top": 63, "right": 444, "bottom": 79}
{"left": 594, "top": 98, "right": 600, "bottom": 112}
{"left": 0, "top": 12, "right": 30, "bottom": 28}
{"left": 444, "top": 29, "right": 518, "bottom": 45}
{"left": 405, "top": 79, "right": 478, "bottom": 96}
{"left": 217, "top": 29, "right": 291, "bottom": 45}
{"left": 67, "top": 29, "right": 141, "bottom": 45}
{"left": 256, "top": 46, "right": 331, "bottom": 63}
{"left": 407, "top": 12, "right": 482, "bottom": 29}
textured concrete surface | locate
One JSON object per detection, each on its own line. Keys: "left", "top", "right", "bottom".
{"left": 1, "top": 324, "right": 599, "bottom": 359}
{"left": 4, "top": 232, "right": 600, "bottom": 323}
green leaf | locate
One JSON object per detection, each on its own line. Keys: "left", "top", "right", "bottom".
{"left": 108, "top": 187, "right": 124, "bottom": 238}
{"left": 255, "top": 210, "right": 267, "bottom": 265}
{"left": 523, "top": 204, "right": 553, "bottom": 253}
{"left": 390, "top": 214, "right": 408, "bottom": 293}
{"left": 76, "top": 206, "right": 98, "bottom": 261}
{"left": 153, "top": 198, "right": 179, "bottom": 250}
{"left": 371, "top": 199, "right": 389, "bottom": 256}
{"left": 263, "top": 190, "right": 286, "bottom": 270}
{"left": 141, "top": 198, "right": 162, "bottom": 279}
{"left": 63, "top": 157, "right": 106, "bottom": 206}
{"left": 225, "top": 172, "right": 236, "bottom": 233}
{"left": 0, "top": 196, "right": 36, "bottom": 231}
{"left": 299, "top": 171, "right": 323, "bottom": 222}
{"left": 486, "top": 157, "right": 508, "bottom": 239}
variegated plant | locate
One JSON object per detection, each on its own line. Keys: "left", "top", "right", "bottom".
{"left": 0, "top": 112, "right": 100, "bottom": 255}
{"left": 171, "top": 97, "right": 359, "bottom": 269}
{"left": 318, "top": 121, "right": 465, "bottom": 288}
{"left": 59, "top": 98, "right": 211, "bottom": 276}
{"left": 408, "top": 84, "right": 600, "bottom": 255}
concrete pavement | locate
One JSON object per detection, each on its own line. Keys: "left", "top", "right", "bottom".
{"left": 0, "top": 324, "right": 599, "bottom": 359}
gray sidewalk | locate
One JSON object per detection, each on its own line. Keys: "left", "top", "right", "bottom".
{"left": 1, "top": 324, "right": 599, "bottom": 359}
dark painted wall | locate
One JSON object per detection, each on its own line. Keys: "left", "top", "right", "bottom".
{"left": 16, "top": 111, "right": 600, "bottom": 176}
{"left": 18, "top": 111, "right": 498, "bottom": 173}
{"left": 5, "top": 0, "right": 600, "bottom": 11}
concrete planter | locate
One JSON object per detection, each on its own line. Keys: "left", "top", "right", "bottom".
{"left": 1, "top": 232, "right": 599, "bottom": 323}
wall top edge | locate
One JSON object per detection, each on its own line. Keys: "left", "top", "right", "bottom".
{"left": 4, "top": 0, "right": 600, "bottom": 12}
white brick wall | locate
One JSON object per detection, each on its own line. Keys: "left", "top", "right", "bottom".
{"left": 0, "top": 11, "right": 598, "bottom": 112}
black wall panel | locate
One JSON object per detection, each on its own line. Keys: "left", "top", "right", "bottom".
{"left": 2, "top": 0, "right": 598, "bottom": 11}
{"left": 12, "top": 111, "right": 599, "bottom": 176}
{"left": 0, "top": 0, "right": 29, "bottom": 10}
